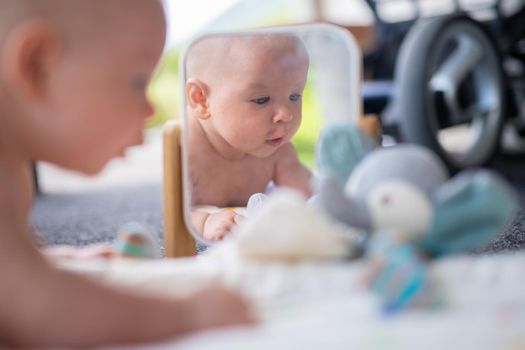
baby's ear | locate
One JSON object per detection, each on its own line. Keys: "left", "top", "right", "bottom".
{"left": 1, "top": 21, "right": 62, "bottom": 101}
{"left": 185, "top": 78, "right": 210, "bottom": 119}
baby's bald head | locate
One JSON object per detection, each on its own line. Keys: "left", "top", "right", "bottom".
{"left": 0, "top": 0, "right": 164, "bottom": 49}
{"left": 0, "top": 0, "right": 166, "bottom": 173}
{"left": 186, "top": 34, "right": 309, "bottom": 86}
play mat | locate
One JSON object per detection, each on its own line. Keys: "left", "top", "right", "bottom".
{"left": 57, "top": 244, "right": 525, "bottom": 350}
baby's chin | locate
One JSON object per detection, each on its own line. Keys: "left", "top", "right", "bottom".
{"left": 248, "top": 144, "right": 283, "bottom": 158}
{"left": 75, "top": 162, "right": 108, "bottom": 176}
{"left": 67, "top": 155, "right": 114, "bottom": 176}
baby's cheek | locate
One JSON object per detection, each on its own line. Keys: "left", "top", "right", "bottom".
{"left": 233, "top": 123, "right": 261, "bottom": 142}
{"left": 289, "top": 118, "right": 302, "bottom": 137}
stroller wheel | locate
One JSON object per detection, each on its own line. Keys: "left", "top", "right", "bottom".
{"left": 394, "top": 14, "right": 505, "bottom": 171}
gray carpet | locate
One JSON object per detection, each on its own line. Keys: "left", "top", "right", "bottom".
{"left": 30, "top": 179, "right": 525, "bottom": 254}
{"left": 484, "top": 184, "right": 525, "bottom": 252}
{"left": 31, "top": 182, "right": 164, "bottom": 249}
{"left": 484, "top": 155, "right": 525, "bottom": 251}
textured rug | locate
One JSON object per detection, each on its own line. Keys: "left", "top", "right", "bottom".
{"left": 30, "top": 180, "right": 525, "bottom": 253}
{"left": 31, "top": 182, "right": 164, "bottom": 249}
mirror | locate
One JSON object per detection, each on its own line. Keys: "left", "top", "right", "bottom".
{"left": 179, "top": 23, "right": 362, "bottom": 247}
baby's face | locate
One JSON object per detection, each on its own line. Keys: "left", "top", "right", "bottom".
{"left": 43, "top": 2, "right": 166, "bottom": 174}
{"left": 207, "top": 40, "right": 309, "bottom": 158}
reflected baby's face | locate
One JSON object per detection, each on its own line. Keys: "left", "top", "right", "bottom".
{"left": 204, "top": 37, "right": 309, "bottom": 158}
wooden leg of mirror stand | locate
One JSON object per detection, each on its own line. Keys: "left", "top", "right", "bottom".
{"left": 359, "top": 114, "right": 382, "bottom": 141}
{"left": 162, "top": 121, "right": 196, "bottom": 258}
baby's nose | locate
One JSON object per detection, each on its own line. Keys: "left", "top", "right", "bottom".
{"left": 272, "top": 106, "right": 293, "bottom": 124}
{"left": 142, "top": 99, "right": 155, "bottom": 121}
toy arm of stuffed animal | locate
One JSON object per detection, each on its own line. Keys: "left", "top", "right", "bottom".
{"left": 317, "top": 121, "right": 377, "bottom": 186}
{"left": 421, "top": 169, "right": 519, "bottom": 257}
{"left": 365, "top": 230, "right": 435, "bottom": 313}
{"left": 312, "top": 173, "right": 371, "bottom": 230}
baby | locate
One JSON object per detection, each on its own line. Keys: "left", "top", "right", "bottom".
{"left": 0, "top": 0, "right": 251, "bottom": 347}
{"left": 185, "top": 34, "right": 313, "bottom": 240}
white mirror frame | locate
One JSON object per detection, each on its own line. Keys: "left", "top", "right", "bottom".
{"left": 178, "top": 23, "right": 362, "bottom": 245}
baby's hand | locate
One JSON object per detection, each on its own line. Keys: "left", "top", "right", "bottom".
{"left": 202, "top": 210, "right": 243, "bottom": 241}
{"left": 183, "top": 285, "right": 254, "bottom": 331}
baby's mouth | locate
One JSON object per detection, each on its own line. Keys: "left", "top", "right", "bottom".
{"left": 265, "top": 136, "right": 284, "bottom": 147}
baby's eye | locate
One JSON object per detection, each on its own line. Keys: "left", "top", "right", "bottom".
{"left": 289, "top": 93, "right": 302, "bottom": 102}
{"left": 251, "top": 97, "right": 270, "bottom": 105}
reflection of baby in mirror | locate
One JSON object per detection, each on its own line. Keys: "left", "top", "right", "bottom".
{"left": 186, "top": 34, "right": 313, "bottom": 241}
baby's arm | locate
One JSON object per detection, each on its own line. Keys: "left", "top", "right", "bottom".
{"left": 192, "top": 209, "right": 242, "bottom": 241}
{"left": 274, "top": 143, "right": 313, "bottom": 197}
{"left": 44, "top": 242, "right": 115, "bottom": 259}
{"left": 0, "top": 221, "right": 251, "bottom": 347}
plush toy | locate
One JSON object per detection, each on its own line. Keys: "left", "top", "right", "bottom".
{"left": 230, "top": 190, "right": 353, "bottom": 261}
{"left": 113, "top": 222, "right": 160, "bottom": 259}
{"left": 315, "top": 121, "right": 519, "bottom": 312}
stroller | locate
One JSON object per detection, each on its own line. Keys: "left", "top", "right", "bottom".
{"left": 362, "top": 0, "right": 525, "bottom": 171}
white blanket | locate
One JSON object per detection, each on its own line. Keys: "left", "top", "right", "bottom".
{"left": 58, "top": 250, "right": 525, "bottom": 350}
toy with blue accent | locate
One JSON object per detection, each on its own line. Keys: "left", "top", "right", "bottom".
{"left": 315, "top": 121, "right": 519, "bottom": 312}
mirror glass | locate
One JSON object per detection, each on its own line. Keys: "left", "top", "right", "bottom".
{"left": 180, "top": 24, "right": 361, "bottom": 247}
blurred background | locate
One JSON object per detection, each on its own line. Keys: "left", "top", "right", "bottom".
{"left": 32, "top": 0, "right": 525, "bottom": 252}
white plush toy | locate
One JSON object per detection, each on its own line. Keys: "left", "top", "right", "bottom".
{"left": 233, "top": 190, "right": 353, "bottom": 261}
